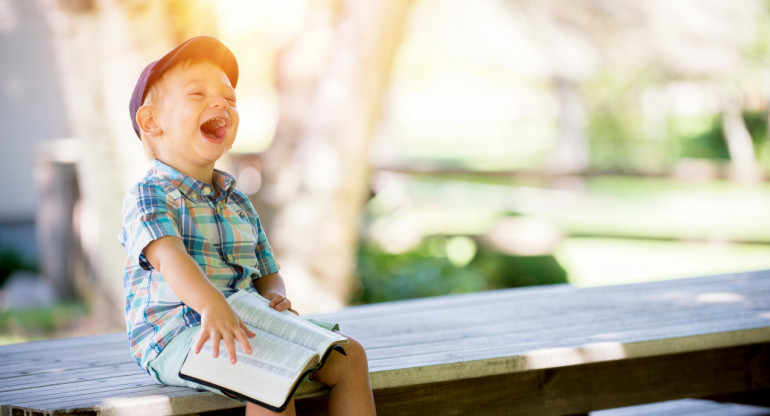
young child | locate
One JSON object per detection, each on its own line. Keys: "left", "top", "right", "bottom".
{"left": 119, "top": 36, "right": 376, "bottom": 416}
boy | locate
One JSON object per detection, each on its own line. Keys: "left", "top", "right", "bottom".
{"left": 119, "top": 36, "right": 376, "bottom": 416}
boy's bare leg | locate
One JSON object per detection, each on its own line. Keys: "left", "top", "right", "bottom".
{"left": 310, "top": 335, "right": 376, "bottom": 416}
{"left": 245, "top": 400, "right": 295, "bottom": 416}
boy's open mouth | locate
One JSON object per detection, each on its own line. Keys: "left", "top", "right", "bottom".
{"left": 200, "top": 117, "right": 228, "bottom": 140}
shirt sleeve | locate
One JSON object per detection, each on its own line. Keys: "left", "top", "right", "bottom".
{"left": 119, "top": 183, "right": 181, "bottom": 270}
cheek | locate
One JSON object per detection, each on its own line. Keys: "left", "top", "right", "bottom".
{"left": 229, "top": 110, "right": 240, "bottom": 135}
{"left": 160, "top": 106, "right": 195, "bottom": 133}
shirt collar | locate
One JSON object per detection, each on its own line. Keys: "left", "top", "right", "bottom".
{"left": 149, "top": 159, "right": 237, "bottom": 202}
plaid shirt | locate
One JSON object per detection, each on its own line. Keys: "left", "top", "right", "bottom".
{"left": 119, "top": 160, "right": 279, "bottom": 371}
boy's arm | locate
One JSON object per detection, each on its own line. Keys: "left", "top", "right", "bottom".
{"left": 143, "top": 235, "right": 255, "bottom": 363}
{"left": 254, "top": 272, "right": 294, "bottom": 313}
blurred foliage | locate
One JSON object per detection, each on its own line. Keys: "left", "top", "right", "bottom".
{"left": 0, "top": 248, "right": 38, "bottom": 288}
{"left": 354, "top": 172, "right": 770, "bottom": 300}
{"left": 583, "top": 72, "right": 672, "bottom": 173}
{"left": 0, "top": 302, "right": 88, "bottom": 342}
{"left": 580, "top": 58, "right": 770, "bottom": 174}
{"left": 670, "top": 114, "right": 727, "bottom": 160}
{"left": 672, "top": 111, "right": 768, "bottom": 160}
{"left": 352, "top": 237, "right": 568, "bottom": 304}
{"left": 588, "top": 102, "right": 770, "bottom": 172}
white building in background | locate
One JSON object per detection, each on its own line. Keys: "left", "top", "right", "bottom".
{"left": 0, "top": 0, "right": 71, "bottom": 261}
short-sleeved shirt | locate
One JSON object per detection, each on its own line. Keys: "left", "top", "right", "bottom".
{"left": 118, "top": 159, "right": 279, "bottom": 371}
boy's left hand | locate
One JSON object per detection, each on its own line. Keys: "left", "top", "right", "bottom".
{"left": 265, "top": 293, "right": 298, "bottom": 315}
{"left": 254, "top": 272, "right": 298, "bottom": 314}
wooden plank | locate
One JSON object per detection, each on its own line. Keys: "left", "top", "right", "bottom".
{"left": 363, "top": 315, "right": 770, "bottom": 365}
{"left": 7, "top": 379, "right": 324, "bottom": 416}
{"left": 0, "top": 333, "right": 125, "bottom": 356}
{"left": 8, "top": 387, "right": 240, "bottom": 416}
{"left": 315, "top": 271, "right": 770, "bottom": 322}
{"left": 93, "top": 390, "right": 241, "bottom": 416}
{"left": 10, "top": 384, "right": 192, "bottom": 410}
{"left": 360, "top": 317, "right": 760, "bottom": 364}
{"left": 355, "top": 309, "right": 769, "bottom": 358}
{"left": 340, "top": 292, "right": 769, "bottom": 339}
{"left": 364, "top": 327, "right": 770, "bottom": 390}
{"left": 1, "top": 271, "right": 768, "bottom": 416}
{"left": 0, "top": 364, "right": 141, "bottom": 390}
{"left": 358, "top": 345, "right": 768, "bottom": 416}
{"left": 4, "top": 374, "right": 153, "bottom": 403}
{"left": 0, "top": 335, "right": 127, "bottom": 360}
{"left": 340, "top": 307, "right": 761, "bottom": 351}
{"left": 328, "top": 280, "right": 770, "bottom": 347}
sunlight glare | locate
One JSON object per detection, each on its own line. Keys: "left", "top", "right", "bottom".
{"left": 445, "top": 236, "right": 477, "bottom": 267}
{"left": 581, "top": 342, "right": 627, "bottom": 361}
{"left": 237, "top": 166, "right": 262, "bottom": 195}
{"left": 525, "top": 347, "right": 583, "bottom": 369}
{"left": 695, "top": 292, "right": 745, "bottom": 303}
{"left": 216, "top": 0, "right": 306, "bottom": 41}
{"left": 525, "top": 342, "right": 628, "bottom": 370}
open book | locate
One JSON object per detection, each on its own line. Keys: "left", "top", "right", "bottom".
{"left": 179, "top": 290, "right": 348, "bottom": 412}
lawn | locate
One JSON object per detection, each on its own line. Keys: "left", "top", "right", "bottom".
{"left": 365, "top": 173, "right": 770, "bottom": 288}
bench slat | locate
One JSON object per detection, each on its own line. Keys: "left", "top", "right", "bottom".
{"left": 2, "top": 270, "right": 768, "bottom": 416}
{"left": 353, "top": 304, "right": 767, "bottom": 352}
{"left": 0, "top": 364, "right": 141, "bottom": 390}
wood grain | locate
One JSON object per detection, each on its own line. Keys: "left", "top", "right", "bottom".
{"left": 2, "top": 270, "right": 768, "bottom": 415}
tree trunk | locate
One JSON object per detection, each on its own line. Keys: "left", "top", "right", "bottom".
{"left": 41, "top": 0, "right": 216, "bottom": 328}
{"left": 548, "top": 76, "right": 590, "bottom": 174}
{"left": 721, "top": 93, "right": 761, "bottom": 181}
{"left": 252, "top": 0, "right": 413, "bottom": 312}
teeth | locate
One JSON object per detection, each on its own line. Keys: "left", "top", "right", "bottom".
{"left": 206, "top": 118, "right": 225, "bottom": 128}
{"left": 201, "top": 117, "right": 227, "bottom": 136}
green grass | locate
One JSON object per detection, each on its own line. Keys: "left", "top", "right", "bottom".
{"left": 363, "top": 173, "right": 770, "bottom": 294}
{"left": 0, "top": 302, "right": 88, "bottom": 345}
{"left": 556, "top": 237, "right": 770, "bottom": 286}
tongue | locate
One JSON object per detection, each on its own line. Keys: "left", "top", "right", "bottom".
{"left": 213, "top": 125, "right": 226, "bottom": 139}
{"left": 201, "top": 122, "right": 226, "bottom": 140}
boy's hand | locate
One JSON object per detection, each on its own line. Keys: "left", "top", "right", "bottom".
{"left": 143, "top": 236, "right": 258, "bottom": 363}
{"left": 194, "top": 299, "right": 256, "bottom": 364}
{"left": 254, "top": 272, "right": 297, "bottom": 314}
{"left": 265, "top": 292, "right": 295, "bottom": 313}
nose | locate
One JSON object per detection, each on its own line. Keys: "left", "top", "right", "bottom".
{"left": 211, "top": 96, "right": 228, "bottom": 108}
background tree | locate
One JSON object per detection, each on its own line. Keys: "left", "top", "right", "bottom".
{"left": 42, "top": 0, "right": 413, "bottom": 323}
{"left": 42, "top": 0, "right": 219, "bottom": 326}
{"left": 247, "top": 0, "right": 413, "bottom": 311}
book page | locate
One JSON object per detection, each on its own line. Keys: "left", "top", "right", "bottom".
{"left": 182, "top": 325, "right": 318, "bottom": 409}
{"left": 228, "top": 290, "right": 347, "bottom": 356}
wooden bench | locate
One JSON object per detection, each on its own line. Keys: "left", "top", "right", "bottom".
{"left": 2, "top": 270, "right": 769, "bottom": 415}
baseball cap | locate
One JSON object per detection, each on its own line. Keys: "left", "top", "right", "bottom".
{"left": 129, "top": 36, "right": 239, "bottom": 138}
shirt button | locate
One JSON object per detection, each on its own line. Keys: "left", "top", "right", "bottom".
{"left": 202, "top": 187, "right": 212, "bottom": 195}
{"left": 190, "top": 192, "right": 198, "bottom": 200}
{"left": 227, "top": 254, "right": 235, "bottom": 262}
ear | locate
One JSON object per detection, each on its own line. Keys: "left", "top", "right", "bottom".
{"left": 136, "top": 105, "right": 161, "bottom": 136}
